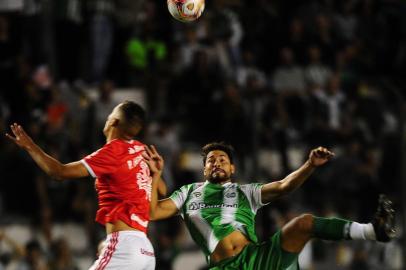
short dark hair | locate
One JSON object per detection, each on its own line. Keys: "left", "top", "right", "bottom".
{"left": 201, "top": 142, "right": 235, "bottom": 165}
{"left": 118, "top": 101, "right": 146, "bottom": 137}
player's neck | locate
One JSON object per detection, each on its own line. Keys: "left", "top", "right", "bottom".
{"left": 106, "top": 130, "right": 134, "bottom": 143}
{"left": 208, "top": 179, "right": 232, "bottom": 186}
{"left": 105, "top": 128, "right": 120, "bottom": 143}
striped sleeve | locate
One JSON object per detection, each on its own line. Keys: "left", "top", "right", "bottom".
{"left": 169, "top": 184, "right": 192, "bottom": 210}
{"left": 240, "top": 183, "right": 268, "bottom": 213}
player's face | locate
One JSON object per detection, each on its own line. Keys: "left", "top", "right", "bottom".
{"left": 204, "top": 150, "right": 235, "bottom": 183}
{"left": 103, "top": 104, "right": 121, "bottom": 136}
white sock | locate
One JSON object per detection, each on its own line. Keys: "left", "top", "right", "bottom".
{"left": 349, "top": 222, "right": 376, "bottom": 240}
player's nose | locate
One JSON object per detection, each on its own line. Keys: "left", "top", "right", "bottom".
{"left": 214, "top": 160, "right": 221, "bottom": 167}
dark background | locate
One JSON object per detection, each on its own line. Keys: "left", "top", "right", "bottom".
{"left": 0, "top": 0, "right": 405, "bottom": 269}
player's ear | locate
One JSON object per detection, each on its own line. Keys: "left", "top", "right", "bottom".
{"left": 111, "top": 118, "right": 119, "bottom": 127}
{"left": 203, "top": 167, "right": 209, "bottom": 178}
{"left": 128, "top": 124, "right": 142, "bottom": 137}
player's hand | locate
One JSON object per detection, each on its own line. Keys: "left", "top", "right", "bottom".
{"left": 308, "top": 146, "right": 334, "bottom": 167}
{"left": 5, "top": 123, "right": 35, "bottom": 151}
{"left": 142, "top": 145, "right": 164, "bottom": 179}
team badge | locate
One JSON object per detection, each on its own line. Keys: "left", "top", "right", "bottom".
{"left": 225, "top": 192, "right": 236, "bottom": 198}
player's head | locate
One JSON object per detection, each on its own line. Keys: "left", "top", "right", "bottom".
{"left": 202, "top": 142, "right": 235, "bottom": 183}
{"left": 103, "top": 101, "right": 146, "bottom": 139}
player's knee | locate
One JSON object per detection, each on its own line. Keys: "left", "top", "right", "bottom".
{"left": 292, "top": 214, "right": 314, "bottom": 233}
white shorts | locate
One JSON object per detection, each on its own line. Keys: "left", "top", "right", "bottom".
{"left": 89, "top": 231, "right": 155, "bottom": 270}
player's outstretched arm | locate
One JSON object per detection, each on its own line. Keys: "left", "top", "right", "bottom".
{"left": 158, "top": 177, "right": 168, "bottom": 197}
{"left": 261, "top": 146, "right": 334, "bottom": 204}
{"left": 143, "top": 145, "right": 179, "bottom": 221}
{"left": 5, "top": 123, "right": 89, "bottom": 180}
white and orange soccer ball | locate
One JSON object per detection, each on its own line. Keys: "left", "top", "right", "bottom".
{"left": 167, "top": 0, "right": 205, "bottom": 22}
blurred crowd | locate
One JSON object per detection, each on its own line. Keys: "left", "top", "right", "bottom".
{"left": 0, "top": 0, "right": 405, "bottom": 269}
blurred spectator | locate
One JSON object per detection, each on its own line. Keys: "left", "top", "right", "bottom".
{"left": 0, "top": 15, "right": 21, "bottom": 107}
{"left": 87, "top": 0, "right": 115, "bottom": 84}
{"left": 283, "top": 18, "right": 308, "bottom": 65}
{"left": 271, "top": 47, "right": 307, "bottom": 135}
{"left": 125, "top": 2, "right": 167, "bottom": 86}
{"left": 240, "top": 0, "right": 279, "bottom": 71}
{"left": 333, "top": 1, "right": 358, "bottom": 43}
{"left": 21, "top": 0, "right": 46, "bottom": 66}
{"left": 111, "top": 0, "right": 145, "bottom": 84}
{"left": 0, "top": 230, "right": 25, "bottom": 269}
{"left": 349, "top": 249, "right": 369, "bottom": 270}
{"left": 310, "top": 14, "right": 338, "bottom": 65}
{"left": 313, "top": 75, "right": 346, "bottom": 133}
{"left": 235, "top": 50, "right": 266, "bottom": 88}
{"left": 177, "top": 26, "right": 207, "bottom": 70}
{"left": 48, "top": 238, "right": 78, "bottom": 270}
{"left": 92, "top": 80, "right": 117, "bottom": 146}
{"left": 147, "top": 118, "right": 181, "bottom": 192}
{"left": 215, "top": 82, "right": 249, "bottom": 154}
{"left": 45, "top": 87, "right": 68, "bottom": 134}
{"left": 207, "top": 0, "right": 243, "bottom": 76}
{"left": 12, "top": 240, "right": 48, "bottom": 270}
{"left": 354, "top": 80, "right": 386, "bottom": 143}
{"left": 335, "top": 44, "right": 362, "bottom": 92}
{"left": 169, "top": 49, "right": 222, "bottom": 143}
{"left": 272, "top": 47, "right": 305, "bottom": 94}
{"left": 304, "top": 45, "right": 332, "bottom": 88}
{"left": 52, "top": 0, "right": 84, "bottom": 82}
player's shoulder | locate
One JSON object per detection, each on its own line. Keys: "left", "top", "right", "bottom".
{"left": 239, "top": 182, "right": 264, "bottom": 191}
{"left": 178, "top": 181, "right": 205, "bottom": 192}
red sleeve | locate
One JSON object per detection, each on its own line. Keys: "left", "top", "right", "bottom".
{"left": 81, "top": 143, "right": 119, "bottom": 178}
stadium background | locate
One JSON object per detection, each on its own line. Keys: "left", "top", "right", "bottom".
{"left": 0, "top": 0, "right": 405, "bottom": 269}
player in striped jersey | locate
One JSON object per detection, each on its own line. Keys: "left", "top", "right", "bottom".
{"left": 144, "top": 142, "right": 395, "bottom": 270}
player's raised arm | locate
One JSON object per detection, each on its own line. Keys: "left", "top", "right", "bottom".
{"left": 261, "top": 146, "right": 334, "bottom": 204}
{"left": 143, "top": 145, "right": 179, "bottom": 221}
{"left": 5, "top": 123, "right": 89, "bottom": 180}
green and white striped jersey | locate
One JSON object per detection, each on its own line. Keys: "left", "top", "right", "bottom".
{"left": 169, "top": 181, "right": 267, "bottom": 259}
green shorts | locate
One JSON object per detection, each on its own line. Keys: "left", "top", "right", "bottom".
{"left": 209, "top": 230, "right": 299, "bottom": 270}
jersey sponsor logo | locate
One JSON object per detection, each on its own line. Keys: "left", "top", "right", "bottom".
{"left": 128, "top": 145, "right": 144, "bottom": 155}
{"left": 137, "top": 162, "right": 152, "bottom": 200}
{"left": 188, "top": 202, "right": 238, "bottom": 210}
{"left": 140, "top": 248, "right": 155, "bottom": 257}
{"left": 127, "top": 155, "right": 143, "bottom": 170}
{"left": 225, "top": 192, "right": 236, "bottom": 198}
{"left": 131, "top": 213, "right": 149, "bottom": 227}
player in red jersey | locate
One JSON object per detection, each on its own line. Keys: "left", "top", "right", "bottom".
{"left": 6, "top": 100, "right": 165, "bottom": 270}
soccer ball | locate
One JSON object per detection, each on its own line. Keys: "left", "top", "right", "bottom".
{"left": 167, "top": 0, "right": 205, "bottom": 22}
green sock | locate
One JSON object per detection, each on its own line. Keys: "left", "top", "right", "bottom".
{"left": 312, "top": 216, "right": 352, "bottom": 241}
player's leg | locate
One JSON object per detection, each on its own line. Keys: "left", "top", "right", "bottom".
{"left": 281, "top": 194, "right": 396, "bottom": 253}
{"left": 280, "top": 213, "right": 314, "bottom": 253}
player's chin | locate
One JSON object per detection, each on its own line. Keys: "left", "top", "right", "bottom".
{"left": 209, "top": 174, "right": 228, "bottom": 183}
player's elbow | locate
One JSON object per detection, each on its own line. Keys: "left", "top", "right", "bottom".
{"left": 52, "top": 175, "right": 66, "bottom": 182}
{"left": 50, "top": 171, "right": 66, "bottom": 181}
{"left": 149, "top": 211, "right": 159, "bottom": 221}
{"left": 46, "top": 168, "right": 63, "bottom": 181}
{"left": 50, "top": 165, "right": 70, "bottom": 181}
{"left": 279, "top": 180, "right": 296, "bottom": 195}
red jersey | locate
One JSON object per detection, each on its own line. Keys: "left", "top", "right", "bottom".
{"left": 81, "top": 139, "right": 151, "bottom": 232}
